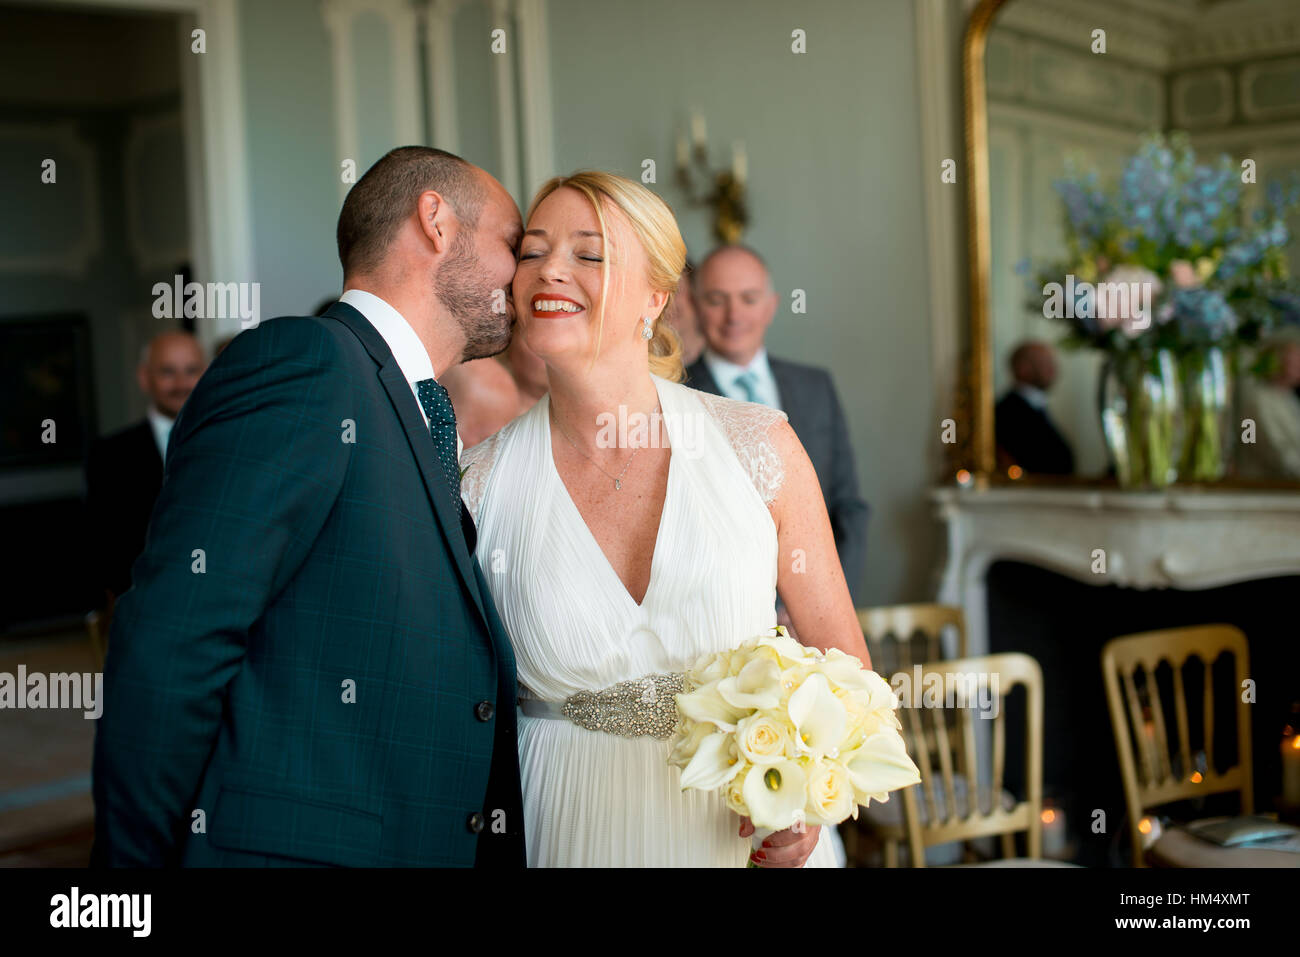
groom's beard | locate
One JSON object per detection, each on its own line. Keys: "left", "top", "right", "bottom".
{"left": 435, "top": 229, "right": 512, "bottom": 362}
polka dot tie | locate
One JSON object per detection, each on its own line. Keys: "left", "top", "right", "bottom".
{"left": 415, "top": 377, "right": 461, "bottom": 520}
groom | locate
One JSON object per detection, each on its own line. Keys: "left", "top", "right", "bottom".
{"left": 92, "top": 147, "right": 526, "bottom": 867}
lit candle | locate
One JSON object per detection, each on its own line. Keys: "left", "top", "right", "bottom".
{"left": 1041, "top": 806, "right": 1066, "bottom": 858}
{"left": 1138, "top": 815, "right": 1163, "bottom": 848}
{"left": 676, "top": 132, "right": 689, "bottom": 170}
{"left": 732, "top": 140, "right": 747, "bottom": 186}
{"left": 691, "top": 111, "right": 706, "bottom": 149}
{"left": 1283, "top": 734, "right": 1300, "bottom": 807}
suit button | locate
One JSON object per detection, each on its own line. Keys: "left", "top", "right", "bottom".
{"left": 475, "top": 700, "right": 495, "bottom": 722}
{"left": 467, "top": 812, "right": 485, "bottom": 834}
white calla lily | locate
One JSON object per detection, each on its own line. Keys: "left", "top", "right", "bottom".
{"left": 757, "top": 632, "right": 812, "bottom": 664}
{"left": 843, "top": 730, "right": 922, "bottom": 803}
{"left": 787, "top": 673, "right": 848, "bottom": 759}
{"left": 667, "top": 719, "right": 715, "bottom": 769}
{"left": 717, "top": 657, "right": 781, "bottom": 710}
{"left": 678, "top": 731, "right": 744, "bottom": 791}
{"left": 742, "top": 759, "right": 808, "bottom": 830}
{"left": 675, "top": 681, "right": 746, "bottom": 731}
{"left": 687, "top": 650, "right": 732, "bottom": 686}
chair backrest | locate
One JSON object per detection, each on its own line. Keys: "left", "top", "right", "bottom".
{"left": 85, "top": 593, "right": 114, "bottom": 671}
{"left": 896, "top": 652, "right": 1043, "bottom": 866}
{"left": 857, "top": 604, "right": 967, "bottom": 679}
{"left": 1100, "top": 624, "right": 1253, "bottom": 867}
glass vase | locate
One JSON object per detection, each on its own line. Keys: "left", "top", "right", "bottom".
{"left": 1178, "top": 346, "right": 1233, "bottom": 483}
{"left": 1099, "top": 349, "right": 1182, "bottom": 489}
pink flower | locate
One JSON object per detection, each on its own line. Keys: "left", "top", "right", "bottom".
{"left": 1169, "top": 259, "right": 1198, "bottom": 288}
{"left": 1097, "top": 265, "right": 1164, "bottom": 338}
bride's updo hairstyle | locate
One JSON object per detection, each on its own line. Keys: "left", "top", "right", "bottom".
{"left": 525, "top": 170, "right": 687, "bottom": 382}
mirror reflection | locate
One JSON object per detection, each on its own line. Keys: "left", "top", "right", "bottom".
{"left": 986, "top": 0, "right": 1300, "bottom": 484}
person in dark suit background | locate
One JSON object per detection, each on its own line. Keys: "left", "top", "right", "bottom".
{"left": 995, "top": 340, "right": 1075, "bottom": 475}
{"left": 84, "top": 330, "right": 205, "bottom": 599}
{"left": 684, "top": 244, "right": 869, "bottom": 610}
{"left": 92, "top": 146, "right": 526, "bottom": 868}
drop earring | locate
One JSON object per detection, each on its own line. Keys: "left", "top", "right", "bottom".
{"left": 640, "top": 317, "right": 654, "bottom": 340}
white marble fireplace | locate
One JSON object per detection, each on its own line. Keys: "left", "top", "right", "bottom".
{"left": 933, "top": 486, "right": 1300, "bottom": 658}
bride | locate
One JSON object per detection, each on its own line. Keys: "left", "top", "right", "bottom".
{"left": 460, "top": 170, "right": 871, "bottom": 867}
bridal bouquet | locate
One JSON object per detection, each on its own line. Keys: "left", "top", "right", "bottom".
{"left": 668, "top": 627, "right": 920, "bottom": 836}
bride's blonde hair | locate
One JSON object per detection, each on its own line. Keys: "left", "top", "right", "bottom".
{"left": 525, "top": 170, "right": 687, "bottom": 382}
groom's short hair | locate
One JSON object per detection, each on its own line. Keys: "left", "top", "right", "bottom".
{"left": 337, "top": 146, "right": 487, "bottom": 276}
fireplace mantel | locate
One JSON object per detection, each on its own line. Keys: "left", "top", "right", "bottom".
{"left": 933, "top": 486, "right": 1300, "bottom": 657}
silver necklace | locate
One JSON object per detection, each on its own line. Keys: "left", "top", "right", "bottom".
{"left": 551, "top": 401, "right": 661, "bottom": 490}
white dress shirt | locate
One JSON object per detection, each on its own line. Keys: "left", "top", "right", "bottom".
{"left": 146, "top": 406, "right": 174, "bottom": 459}
{"left": 702, "top": 346, "right": 782, "bottom": 410}
{"left": 1014, "top": 383, "right": 1049, "bottom": 411}
{"left": 339, "top": 288, "right": 462, "bottom": 458}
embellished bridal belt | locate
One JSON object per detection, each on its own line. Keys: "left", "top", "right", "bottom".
{"left": 518, "top": 673, "right": 686, "bottom": 739}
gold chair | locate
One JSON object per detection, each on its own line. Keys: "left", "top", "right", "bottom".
{"left": 858, "top": 652, "right": 1064, "bottom": 866}
{"left": 849, "top": 604, "right": 967, "bottom": 865}
{"left": 897, "top": 653, "right": 1057, "bottom": 866}
{"left": 1101, "top": 624, "right": 1255, "bottom": 868}
{"left": 856, "top": 604, "right": 967, "bottom": 679}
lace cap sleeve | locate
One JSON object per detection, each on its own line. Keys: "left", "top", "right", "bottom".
{"left": 694, "top": 390, "right": 790, "bottom": 505}
{"left": 459, "top": 429, "right": 503, "bottom": 522}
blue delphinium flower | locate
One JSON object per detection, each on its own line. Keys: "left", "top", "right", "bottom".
{"left": 1170, "top": 287, "right": 1237, "bottom": 342}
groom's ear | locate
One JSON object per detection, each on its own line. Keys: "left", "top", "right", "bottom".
{"left": 417, "top": 190, "right": 452, "bottom": 255}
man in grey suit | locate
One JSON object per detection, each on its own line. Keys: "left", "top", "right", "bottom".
{"left": 684, "top": 244, "right": 869, "bottom": 608}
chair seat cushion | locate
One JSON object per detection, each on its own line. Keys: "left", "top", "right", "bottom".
{"left": 1149, "top": 823, "right": 1300, "bottom": 868}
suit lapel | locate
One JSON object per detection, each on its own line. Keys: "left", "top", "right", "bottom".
{"left": 769, "top": 358, "right": 805, "bottom": 432}
{"left": 324, "top": 303, "right": 489, "bottom": 627}
{"left": 686, "top": 359, "right": 722, "bottom": 396}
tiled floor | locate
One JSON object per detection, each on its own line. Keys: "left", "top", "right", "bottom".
{"left": 0, "top": 628, "right": 97, "bottom": 867}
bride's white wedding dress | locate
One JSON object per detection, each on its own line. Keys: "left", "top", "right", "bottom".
{"left": 461, "top": 372, "right": 839, "bottom": 867}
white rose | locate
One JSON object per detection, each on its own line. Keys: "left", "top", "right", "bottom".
{"left": 805, "top": 760, "right": 857, "bottom": 826}
{"left": 735, "top": 712, "right": 793, "bottom": 766}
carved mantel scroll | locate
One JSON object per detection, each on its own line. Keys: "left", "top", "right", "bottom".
{"left": 933, "top": 487, "right": 1300, "bottom": 657}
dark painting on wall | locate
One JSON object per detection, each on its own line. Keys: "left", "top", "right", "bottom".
{"left": 0, "top": 313, "right": 96, "bottom": 468}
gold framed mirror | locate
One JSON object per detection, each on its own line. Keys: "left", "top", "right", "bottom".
{"left": 962, "top": 0, "right": 1300, "bottom": 489}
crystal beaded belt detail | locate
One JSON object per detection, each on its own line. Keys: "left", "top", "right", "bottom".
{"left": 519, "top": 673, "right": 687, "bottom": 739}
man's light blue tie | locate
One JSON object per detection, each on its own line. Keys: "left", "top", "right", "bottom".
{"left": 734, "top": 370, "right": 761, "bottom": 404}
{"left": 415, "top": 377, "right": 461, "bottom": 520}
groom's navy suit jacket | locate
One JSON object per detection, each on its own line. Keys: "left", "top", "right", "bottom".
{"left": 92, "top": 302, "right": 525, "bottom": 867}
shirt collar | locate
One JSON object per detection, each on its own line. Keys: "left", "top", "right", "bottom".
{"left": 146, "top": 406, "right": 174, "bottom": 459}
{"left": 340, "top": 288, "right": 436, "bottom": 385}
{"left": 1015, "top": 383, "right": 1049, "bottom": 410}
{"left": 703, "top": 345, "right": 772, "bottom": 387}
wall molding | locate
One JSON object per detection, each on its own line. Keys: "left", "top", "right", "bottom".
{"left": 0, "top": 121, "right": 102, "bottom": 276}
{"left": 488, "top": 0, "right": 521, "bottom": 200}
{"left": 1170, "top": 66, "right": 1235, "bottom": 129}
{"left": 36, "top": 0, "right": 254, "bottom": 347}
{"left": 1240, "top": 56, "right": 1300, "bottom": 123}
{"left": 123, "top": 110, "right": 190, "bottom": 274}
{"left": 514, "top": 0, "right": 554, "bottom": 196}
{"left": 425, "top": 0, "right": 464, "bottom": 152}
{"left": 915, "top": 0, "right": 965, "bottom": 484}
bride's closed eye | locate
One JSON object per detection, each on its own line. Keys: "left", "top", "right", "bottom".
{"left": 518, "top": 248, "right": 604, "bottom": 264}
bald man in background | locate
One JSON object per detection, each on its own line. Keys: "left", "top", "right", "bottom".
{"left": 994, "top": 340, "right": 1074, "bottom": 475}
{"left": 685, "top": 245, "right": 868, "bottom": 606}
{"left": 85, "top": 330, "right": 206, "bottom": 597}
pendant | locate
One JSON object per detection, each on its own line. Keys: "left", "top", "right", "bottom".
{"left": 615, "top": 479, "right": 622, "bottom": 490}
